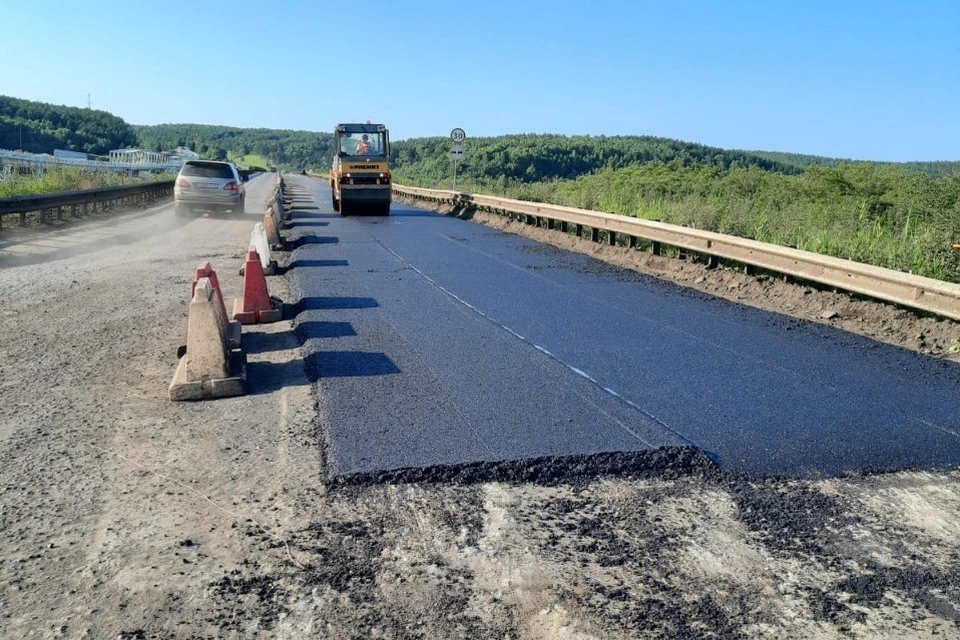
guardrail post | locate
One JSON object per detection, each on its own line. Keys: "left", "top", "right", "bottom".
{"left": 19, "top": 212, "right": 26, "bottom": 227}
{"left": 706, "top": 255, "right": 719, "bottom": 269}
{"left": 652, "top": 241, "right": 661, "bottom": 256}
{"left": 629, "top": 236, "right": 638, "bottom": 249}
{"left": 608, "top": 231, "right": 617, "bottom": 246}
{"left": 561, "top": 221, "right": 568, "bottom": 233}
{"left": 591, "top": 227, "right": 600, "bottom": 243}
{"left": 576, "top": 224, "right": 583, "bottom": 238}
{"left": 745, "top": 264, "right": 756, "bottom": 276}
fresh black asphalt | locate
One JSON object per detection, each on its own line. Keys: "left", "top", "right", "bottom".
{"left": 280, "top": 175, "right": 960, "bottom": 480}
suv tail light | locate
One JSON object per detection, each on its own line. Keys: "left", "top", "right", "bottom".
{"left": 176, "top": 179, "right": 190, "bottom": 188}
{"left": 223, "top": 182, "right": 239, "bottom": 191}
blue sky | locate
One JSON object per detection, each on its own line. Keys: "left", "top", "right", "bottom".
{"left": 1, "top": 0, "right": 957, "bottom": 161}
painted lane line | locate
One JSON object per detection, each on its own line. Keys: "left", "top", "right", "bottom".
{"left": 437, "top": 231, "right": 840, "bottom": 393}
{"left": 376, "top": 240, "right": 698, "bottom": 449}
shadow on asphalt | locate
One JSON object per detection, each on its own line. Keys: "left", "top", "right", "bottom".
{"left": 306, "top": 350, "right": 400, "bottom": 378}
{"left": 287, "top": 220, "right": 329, "bottom": 227}
{"left": 245, "top": 359, "right": 309, "bottom": 395}
{"left": 247, "top": 350, "right": 400, "bottom": 395}
{"left": 289, "top": 235, "right": 339, "bottom": 248}
{"left": 245, "top": 322, "right": 358, "bottom": 355}
{"left": 294, "top": 321, "right": 357, "bottom": 340}
{"left": 287, "top": 296, "right": 379, "bottom": 317}
{"left": 243, "top": 331, "right": 297, "bottom": 355}
{"left": 285, "top": 258, "right": 349, "bottom": 269}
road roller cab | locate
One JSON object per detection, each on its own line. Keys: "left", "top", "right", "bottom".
{"left": 330, "top": 122, "right": 391, "bottom": 216}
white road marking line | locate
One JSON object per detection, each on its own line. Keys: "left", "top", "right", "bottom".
{"left": 376, "top": 241, "right": 696, "bottom": 448}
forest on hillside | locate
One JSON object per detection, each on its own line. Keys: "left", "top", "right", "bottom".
{"left": 0, "top": 95, "right": 137, "bottom": 155}
{"left": 134, "top": 124, "right": 335, "bottom": 168}
{"left": 390, "top": 134, "right": 803, "bottom": 187}
{"left": 746, "top": 150, "right": 960, "bottom": 178}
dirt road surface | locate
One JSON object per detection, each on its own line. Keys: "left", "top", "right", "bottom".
{"left": 1, "top": 179, "right": 959, "bottom": 639}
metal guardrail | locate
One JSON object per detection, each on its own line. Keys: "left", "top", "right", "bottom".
{"left": 0, "top": 180, "right": 175, "bottom": 230}
{"left": 393, "top": 184, "right": 960, "bottom": 322}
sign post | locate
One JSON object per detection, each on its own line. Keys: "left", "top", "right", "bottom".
{"left": 450, "top": 144, "right": 464, "bottom": 189}
{"left": 450, "top": 128, "right": 466, "bottom": 190}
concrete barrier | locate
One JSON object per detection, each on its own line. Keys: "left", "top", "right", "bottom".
{"left": 170, "top": 277, "right": 246, "bottom": 401}
{"left": 263, "top": 206, "right": 283, "bottom": 250}
{"left": 193, "top": 262, "right": 241, "bottom": 348}
{"left": 249, "top": 223, "right": 277, "bottom": 275}
{"left": 275, "top": 186, "right": 290, "bottom": 222}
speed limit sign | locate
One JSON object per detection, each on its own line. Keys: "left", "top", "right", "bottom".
{"left": 450, "top": 128, "right": 466, "bottom": 143}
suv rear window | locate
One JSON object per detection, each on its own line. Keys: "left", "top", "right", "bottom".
{"left": 181, "top": 162, "right": 235, "bottom": 179}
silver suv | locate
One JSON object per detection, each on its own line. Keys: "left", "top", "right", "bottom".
{"left": 174, "top": 161, "right": 246, "bottom": 216}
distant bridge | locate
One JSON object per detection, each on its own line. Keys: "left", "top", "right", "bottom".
{"left": 0, "top": 148, "right": 187, "bottom": 175}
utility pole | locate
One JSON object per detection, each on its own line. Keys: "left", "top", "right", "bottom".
{"left": 86, "top": 93, "right": 91, "bottom": 109}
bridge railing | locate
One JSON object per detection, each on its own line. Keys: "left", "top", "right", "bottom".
{"left": 0, "top": 149, "right": 183, "bottom": 173}
{"left": 393, "top": 184, "right": 960, "bottom": 322}
{"left": 0, "top": 180, "right": 175, "bottom": 230}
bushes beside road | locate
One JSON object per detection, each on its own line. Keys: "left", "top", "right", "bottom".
{"left": 395, "top": 161, "right": 960, "bottom": 282}
{"left": 0, "top": 168, "right": 169, "bottom": 198}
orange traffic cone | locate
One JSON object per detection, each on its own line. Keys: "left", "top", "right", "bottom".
{"left": 232, "top": 249, "right": 282, "bottom": 324}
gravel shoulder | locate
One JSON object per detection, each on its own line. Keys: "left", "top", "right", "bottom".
{"left": 0, "top": 181, "right": 958, "bottom": 638}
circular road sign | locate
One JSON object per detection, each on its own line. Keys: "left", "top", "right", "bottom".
{"left": 450, "top": 128, "right": 466, "bottom": 143}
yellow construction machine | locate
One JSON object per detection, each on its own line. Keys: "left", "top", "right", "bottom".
{"left": 330, "top": 122, "right": 391, "bottom": 216}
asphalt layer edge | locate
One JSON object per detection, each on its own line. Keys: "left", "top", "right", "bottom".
{"left": 326, "top": 446, "right": 719, "bottom": 489}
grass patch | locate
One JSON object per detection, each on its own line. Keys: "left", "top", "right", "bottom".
{"left": 0, "top": 168, "right": 167, "bottom": 198}
{"left": 394, "top": 163, "right": 960, "bottom": 283}
{"left": 230, "top": 153, "right": 271, "bottom": 169}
